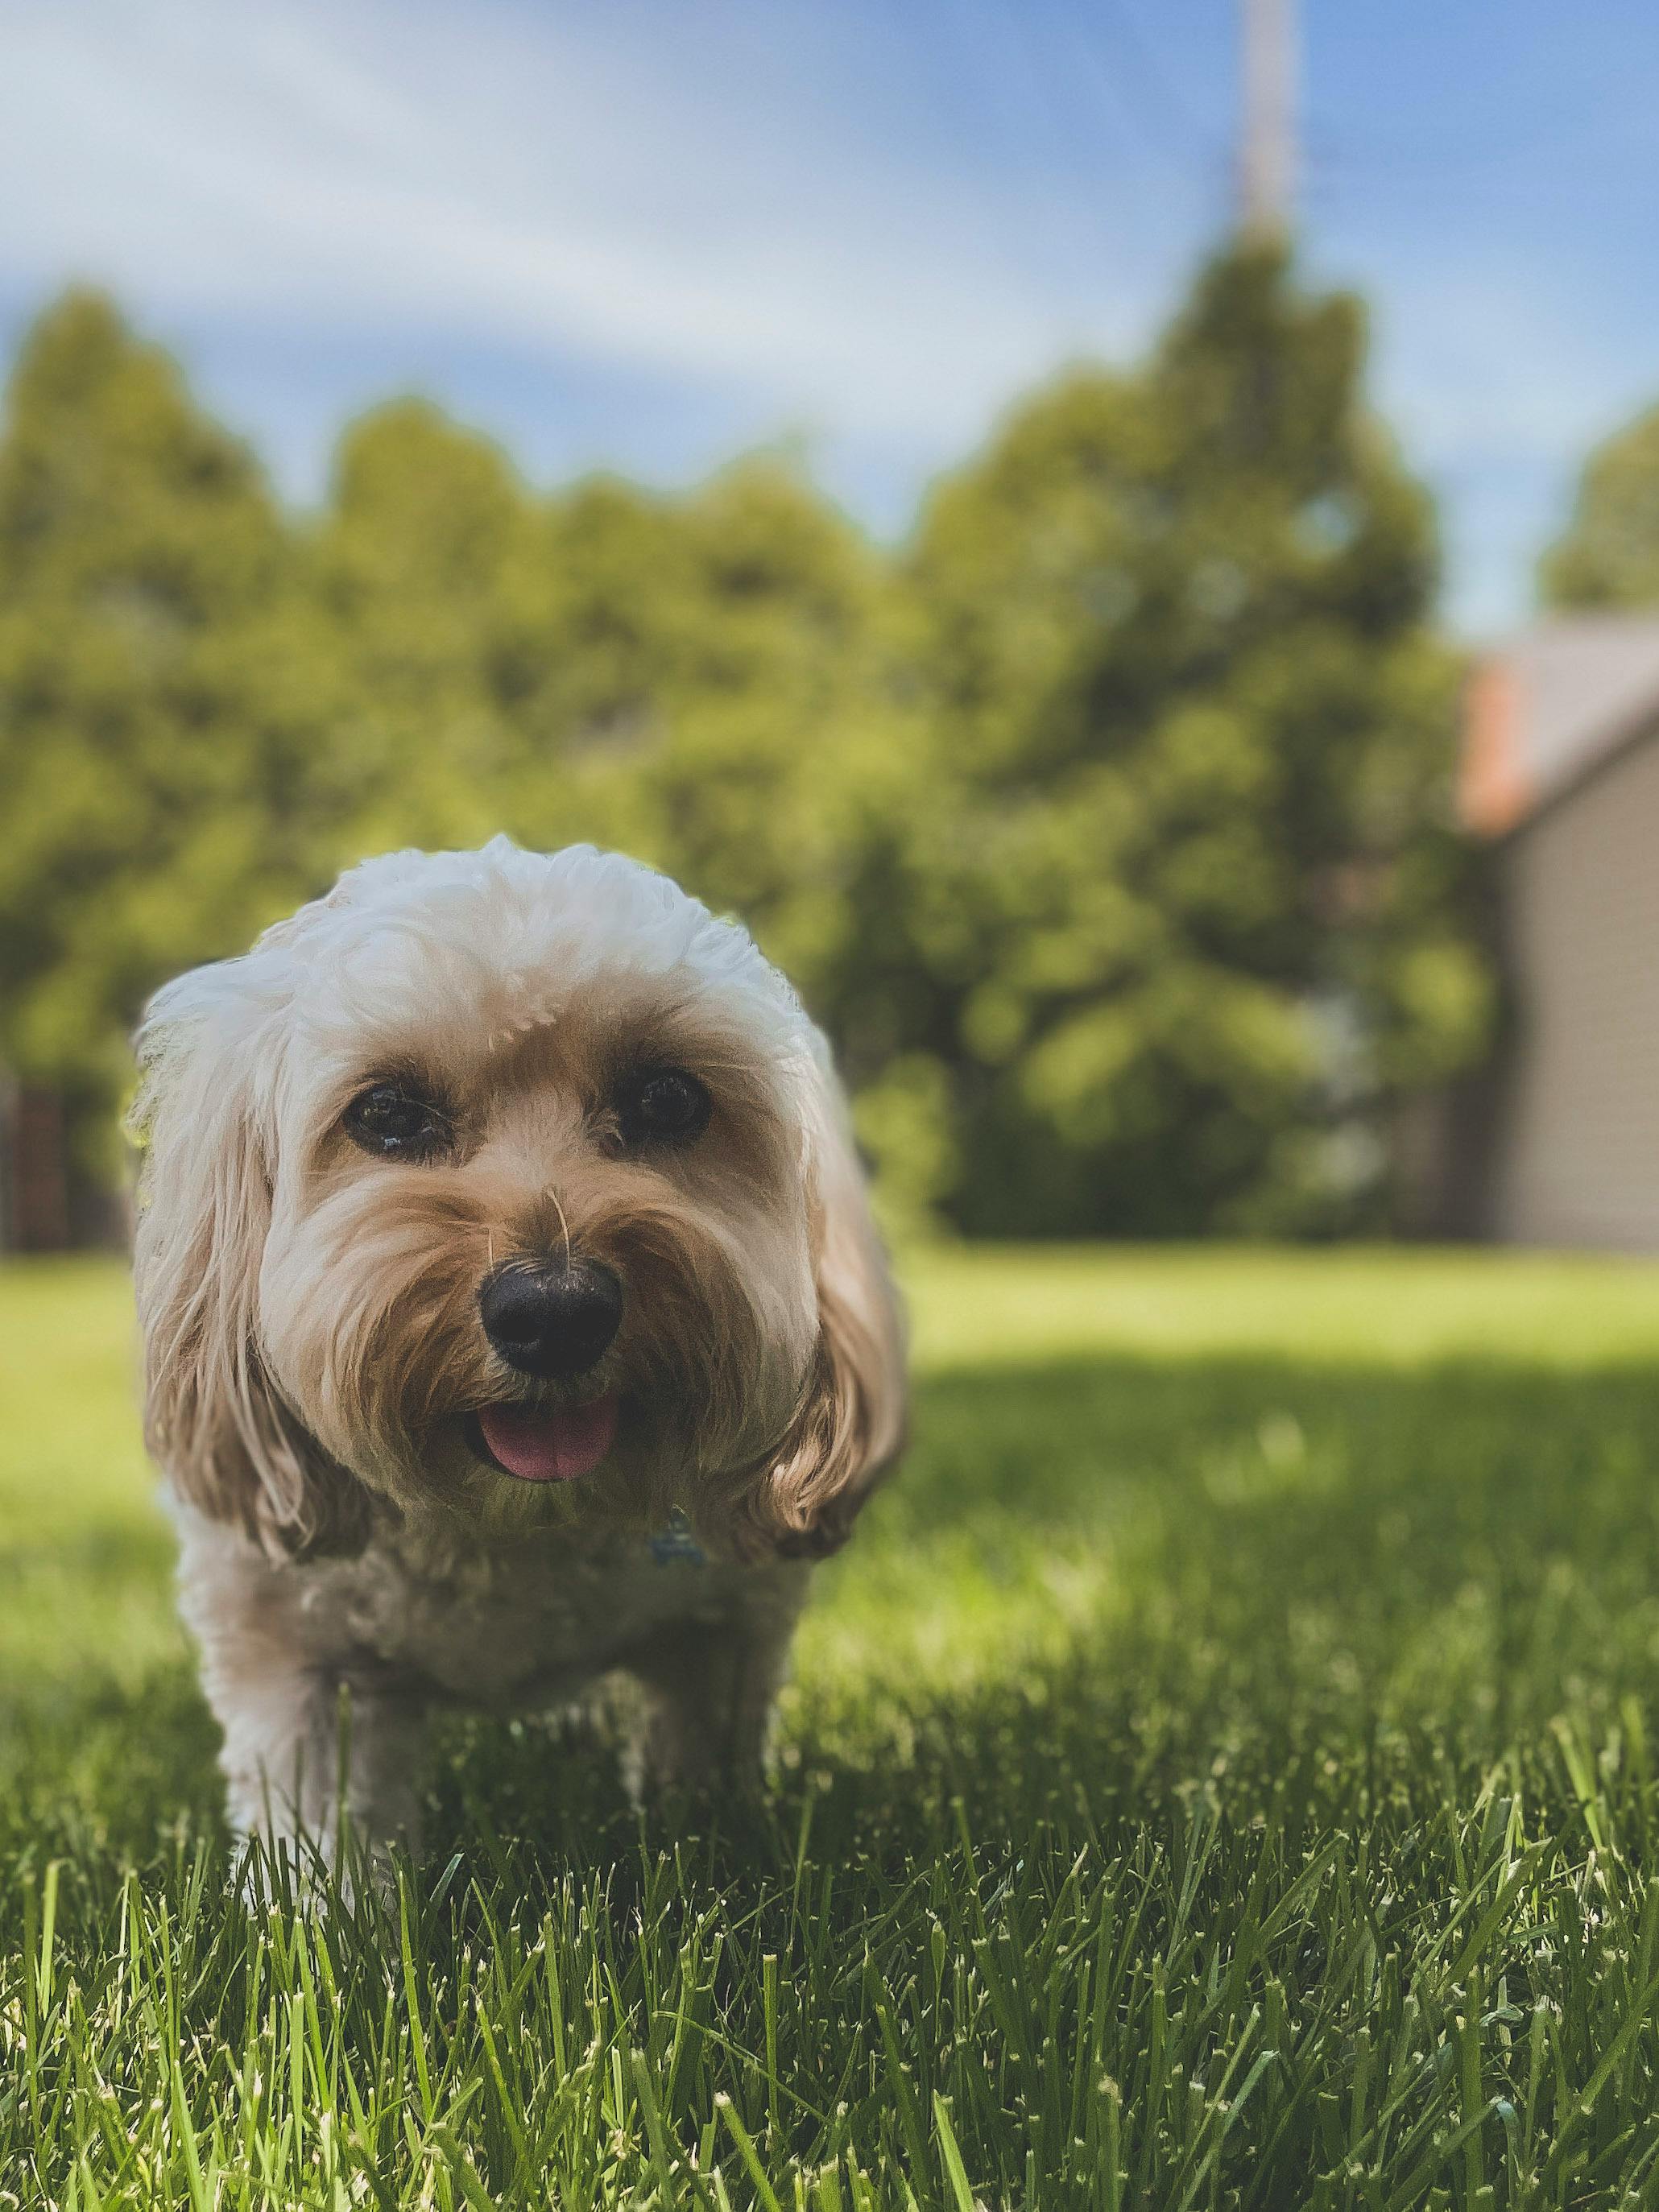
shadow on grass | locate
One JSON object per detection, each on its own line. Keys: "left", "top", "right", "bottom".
{"left": 7, "top": 1349, "right": 1659, "bottom": 1878}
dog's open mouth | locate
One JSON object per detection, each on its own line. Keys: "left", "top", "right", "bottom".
{"left": 463, "top": 1395, "right": 619, "bottom": 1482}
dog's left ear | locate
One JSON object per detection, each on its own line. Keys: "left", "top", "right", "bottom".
{"left": 130, "top": 961, "right": 366, "bottom": 1562}
{"left": 744, "top": 1046, "right": 907, "bottom": 1559}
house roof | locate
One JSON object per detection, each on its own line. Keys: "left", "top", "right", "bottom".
{"left": 1461, "top": 615, "right": 1659, "bottom": 837}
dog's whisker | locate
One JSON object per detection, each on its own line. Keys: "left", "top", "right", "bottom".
{"left": 545, "top": 1185, "right": 573, "bottom": 1271}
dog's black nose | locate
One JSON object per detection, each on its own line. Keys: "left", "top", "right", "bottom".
{"left": 478, "top": 1259, "right": 624, "bottom": 1379}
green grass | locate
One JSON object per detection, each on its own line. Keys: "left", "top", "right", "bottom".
{"left": 9, "top": 1248, "right": 1659, "bottom": 2207}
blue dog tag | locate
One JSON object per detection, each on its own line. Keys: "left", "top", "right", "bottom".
{"left": 646, "top": 1508, "right": 706, "bottom": 1567}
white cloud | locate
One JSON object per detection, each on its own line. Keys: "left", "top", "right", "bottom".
{"left": 0, "top": 0, "right": 1159, "bottom": 453}
{"left": 5, "top": 0, "right": 1652, "bottom": 626}
{"left": 1351, "top": 260, "right": 1659, "bottom": 633}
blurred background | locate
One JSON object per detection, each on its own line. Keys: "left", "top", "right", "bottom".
{"left": 4, "top": 0, "right": 1659, "bottom": 1255}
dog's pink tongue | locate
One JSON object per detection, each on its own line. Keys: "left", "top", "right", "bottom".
{"left": 478, "top": 1395, "right": 618, "bottom": 1482}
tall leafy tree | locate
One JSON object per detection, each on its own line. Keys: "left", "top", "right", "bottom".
{"left": 312, "top": 422, "right": 914, "bottom": 1058}
{"left": 546, "top": 458, "right": 912, "bottom": 994}
{"left": 1541, "top": 403, "right": 1659, "bottom": 609}
{"left": 312, "top": 399, "right": 556, "bottom": 851}
{"left": 0, "top": 264, "right": 1487, "bottom": 1247}
{"left": 892, "top": 245, "right": 1487, "bottom": 1234}
{"left": 0, "top": 291, "right": 350, "bottom": 1173}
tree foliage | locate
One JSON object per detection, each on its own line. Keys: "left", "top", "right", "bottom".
{"left": 0, "top": 252, "right": 1487, "bottom": 1234}
{"left": 884, "top": 247, "right": 1485, "bottom": 1232}
{"left": 0, "top": 292, "right": 360, "bottom": 1151}
{"left": 1541, "top": 402, "right": 1659, "bottom": 610}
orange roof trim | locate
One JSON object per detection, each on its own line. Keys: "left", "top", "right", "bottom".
{"left": 1460, "top": 659, "right": 1534, "bottom": 838}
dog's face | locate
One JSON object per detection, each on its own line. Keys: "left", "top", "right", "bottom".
{"left": 131, "top": 841, "right": 904, "bottom": 1561}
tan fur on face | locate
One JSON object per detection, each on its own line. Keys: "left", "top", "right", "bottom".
{"left": 133, "top": 840, "right": 905, "bottom": 1565}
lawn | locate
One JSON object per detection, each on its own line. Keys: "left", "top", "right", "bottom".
{"left": 8, "top": 1247, "right": 1659, "bottom": 2208}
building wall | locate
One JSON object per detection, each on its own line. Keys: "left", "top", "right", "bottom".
{"left": 1491, "top": 724, "right": 1659, "bottom": 1249}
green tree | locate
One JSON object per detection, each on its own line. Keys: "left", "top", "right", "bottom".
{"left": 0, "top": 291, "right": 352, "bottom": 1175}
{"left": 311, "top": 399, "right": 557, "bottom": 851}
{"left": 544, "top": 458, "right": 912, "bottom": 994}
{"left": 890, "top": 244, "right": 1487, "bottom": 1234}
{"left": 0, "top": 263, "right": 1487, "bottom": 1247}
{"left": 1541, "top": 403, "right": 1659, "bottom": 608}
{"left": 312, "top": 423, "right": 921, "bottom": 1163}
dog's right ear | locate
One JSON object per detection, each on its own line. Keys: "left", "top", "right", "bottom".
{"left": 130, "top": 968, "right": 364, "bottom": 1561}
{"left": 734, "top": 1040, "right": 907, "bottom": 1562}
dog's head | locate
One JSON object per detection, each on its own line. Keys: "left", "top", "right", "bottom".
{"left": 130, "top": 840, "right": 904, "bottom": 1561}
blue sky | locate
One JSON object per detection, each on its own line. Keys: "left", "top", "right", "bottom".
{"left": 3, "top": 0, "right": 1657, "bottom": 632}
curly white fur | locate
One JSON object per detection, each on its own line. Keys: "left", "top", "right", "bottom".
{"left": 132, "top": 837, "right": 904, "bottom": 1865}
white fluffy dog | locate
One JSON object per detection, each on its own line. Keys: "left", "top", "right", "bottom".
{"left": 131, "top": 838, "right": 905, "bottom": 1866}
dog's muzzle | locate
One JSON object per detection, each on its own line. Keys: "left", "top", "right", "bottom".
{"left": 478, "top": 1259, "right": 624, "bottom": 1380}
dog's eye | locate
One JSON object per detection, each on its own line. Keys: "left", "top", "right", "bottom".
{"left": 344, "top": 1081, "right": 449, "bottom": 1160}
{"left": 615, "top": 1067, "right": 711, "bottom": 1148}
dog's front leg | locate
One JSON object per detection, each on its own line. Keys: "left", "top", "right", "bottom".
{"left": 175, "top": 1522, "right": 428, "bottom": 1887}
{"left": 624, "top": 1571, "right": 810, "bottom": 1796}
{"left": 197, "top": 1636, "right": 428, "bottom": 1884}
